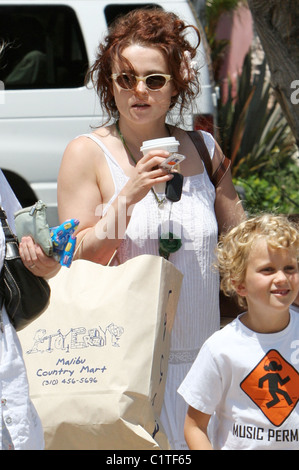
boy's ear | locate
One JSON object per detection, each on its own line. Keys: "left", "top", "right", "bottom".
{"left": 232, "top": 280, "right": 247, "bottom": 297}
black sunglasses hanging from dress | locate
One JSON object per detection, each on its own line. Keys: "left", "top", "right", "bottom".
{"left": 115, "top": 121, "right": 183, "bottom": 260}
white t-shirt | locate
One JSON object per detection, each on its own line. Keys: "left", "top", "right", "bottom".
{"left": 290, "top": 304, "right": 299, "bottom": 315}
{"left": 178, "top": 311, "right": 299, "bottom": 450}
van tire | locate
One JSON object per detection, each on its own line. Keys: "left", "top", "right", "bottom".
{"left": 1, "top": 169, "right": 37, "bottom": 208}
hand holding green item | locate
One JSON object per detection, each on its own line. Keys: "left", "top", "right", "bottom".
{"left": 14, "top": 200, "right": 79, "bottom": 267}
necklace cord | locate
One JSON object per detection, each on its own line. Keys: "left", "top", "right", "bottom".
{"left": 115, "top": 120, "right": 182, "bottom": 260}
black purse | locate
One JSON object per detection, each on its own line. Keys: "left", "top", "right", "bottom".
{"left": 0, "top": 207, "right": 51, "bottom": 331}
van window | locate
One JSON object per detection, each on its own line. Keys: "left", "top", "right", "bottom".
{"left": 0, "top": 5, "right": 88, "bottom": 89}
{"left": 104, "top": 3, "right": 161, "bottom": 27}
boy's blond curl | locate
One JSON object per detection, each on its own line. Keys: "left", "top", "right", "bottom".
{"left": 216, "top": 214, "right": 299, "bottom": 308}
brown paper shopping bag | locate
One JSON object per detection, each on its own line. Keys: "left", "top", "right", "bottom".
{"left": 18, "top": 254, "right": 183, "bottom": 450}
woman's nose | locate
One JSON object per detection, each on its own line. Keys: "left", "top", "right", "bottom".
{"left": 135, "top": 80, "right": 148, "bottom": 94}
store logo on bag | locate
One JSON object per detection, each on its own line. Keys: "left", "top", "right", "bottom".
{"left": 240, "top": 349, "right": 299, "bottom": 426}
{"left": 25, "top": 323, "right": 125, "bottom": 355}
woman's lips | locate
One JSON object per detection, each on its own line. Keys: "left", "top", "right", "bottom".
{"left": 132, "top": 102, "right": 150, "bottom": 108}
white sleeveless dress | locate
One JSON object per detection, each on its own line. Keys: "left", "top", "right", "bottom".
{"left": 81, "top": 131, "right": 220, "bottom": 449}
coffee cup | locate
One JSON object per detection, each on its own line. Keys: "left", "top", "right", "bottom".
{"left": 140, "top": 137, "right": 180, "bottom": 193}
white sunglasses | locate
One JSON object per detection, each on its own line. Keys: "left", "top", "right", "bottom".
{"left": 111, "top": 73, "right": 172, "bottom": 91}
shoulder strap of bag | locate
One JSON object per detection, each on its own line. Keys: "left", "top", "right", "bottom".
{"left": 187, "top": 130, "right": 231, "bottom": 188}
{"left": 0, "top": 207, "right": 15, "bottom": 242}
{"left": 0, "top": 208, "right": 8, "bottom": 319}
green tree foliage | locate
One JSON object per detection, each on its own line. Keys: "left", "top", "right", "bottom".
{"left": 217, "top": 53, "right": 299, "bottom": 214}
{"left": 200, "top": 0, "right": 299, "bottom": 214}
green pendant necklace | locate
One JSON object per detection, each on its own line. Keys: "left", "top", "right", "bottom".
{"left": 115, "top": 120, "right": 182, "bottom": 260}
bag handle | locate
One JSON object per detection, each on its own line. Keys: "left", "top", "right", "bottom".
{"left": 187, "top": 131, "right": 231, "bottom": 188}
{"left": 0, "top": 207, "right": 16, "bottom": 242}
{"left": 0, "top": 207, "right": 15, "bottom": 329}
{"left": 74, "top": 230, "right": 118, "bottom": 266}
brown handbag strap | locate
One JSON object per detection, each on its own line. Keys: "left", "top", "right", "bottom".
{"left": 187, "top": 130, "right": 231, "bottom": 188}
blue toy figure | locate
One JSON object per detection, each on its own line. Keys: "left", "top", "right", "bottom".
{"left": 50, "top": 219, "right": 79, "bottom": 267}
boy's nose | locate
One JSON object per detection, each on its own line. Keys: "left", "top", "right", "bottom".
{"left": 275, "top": 270, "right": 289, "bottom": 283}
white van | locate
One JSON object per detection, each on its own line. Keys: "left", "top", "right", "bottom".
{"left": 0, "top": 0, "right": 217, "bottom": 225}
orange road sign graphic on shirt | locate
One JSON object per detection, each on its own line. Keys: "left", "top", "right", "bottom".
{"left": 240, "top": 349, "right": 299, "bottom": 427}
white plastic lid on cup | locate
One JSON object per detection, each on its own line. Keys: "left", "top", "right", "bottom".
{"left": 140, "top": 136, "right": 180, "bottom": 155}
{"left": 140, "top": 137, "right": 180, "bottom": 195}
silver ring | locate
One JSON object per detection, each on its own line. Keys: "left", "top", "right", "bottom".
{"left": 28, "top": 264, "right": 35, "bottom": 269}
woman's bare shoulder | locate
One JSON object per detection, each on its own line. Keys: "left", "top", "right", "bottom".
{"left": 61, "top": 127, "right": 113, "bottom": 167}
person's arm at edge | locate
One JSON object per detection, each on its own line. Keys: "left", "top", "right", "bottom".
{"left": 184, "top": 406, "right": 213, "bottom": 450}
{"left": 212, "top": 141, "right": 245, "bottom": 234}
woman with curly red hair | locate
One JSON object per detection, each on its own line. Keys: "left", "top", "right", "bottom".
{"left": 58, "top": 8, "right": 244, "bottom": 449}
